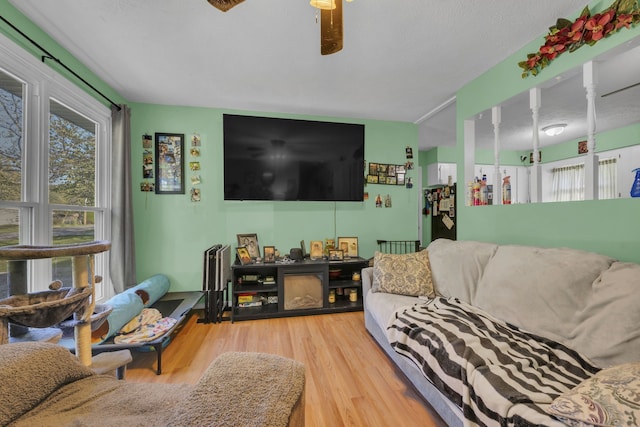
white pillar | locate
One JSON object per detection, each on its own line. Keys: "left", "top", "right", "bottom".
{"left": 492, "top": 106, "right": 502, "bottom": 205}
{"left": 464, "top": 119, "right": 476, "bottom": 206}
{"left": 530, "top": 87, "right": 542, "bottom": 203}
{"left": 584, "top": 61, "right": 599, "bottom": 200}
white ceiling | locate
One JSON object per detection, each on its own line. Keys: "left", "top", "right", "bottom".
{"left": 9, "top": 0, "right": 589, "bottom": 149}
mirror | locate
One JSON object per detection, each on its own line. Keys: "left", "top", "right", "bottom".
{"left": 465, "top": 35, "right": 640, "bottom": 205}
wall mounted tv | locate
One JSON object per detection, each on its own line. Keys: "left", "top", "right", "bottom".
{"left": 223, "top": 114, "right": 365, "bottom": 201}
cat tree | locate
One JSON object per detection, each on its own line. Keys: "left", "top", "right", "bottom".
{"left": 0, "top": 241, "right": 113, "bottom": 367}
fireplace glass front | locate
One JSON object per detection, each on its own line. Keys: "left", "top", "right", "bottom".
{"left": 283, "top": 272, "right": 323, "bottom": 310}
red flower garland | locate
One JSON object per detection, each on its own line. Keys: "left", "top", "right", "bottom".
{"left": 519, "top": 0, "right": 640, "bottom": 78}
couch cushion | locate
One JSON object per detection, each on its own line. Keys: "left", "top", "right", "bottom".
{"left": 372, "top": 250, "right": 435, "bottom": 297}
{"left": 547, "top": 362, "right": 640, "bottom": 427}
{"left": 568, "top": 262, "right": 640, "bottom": 368}
{"left": 426, "top": 238, "right": 498, "bottom": 303}
{"left": 0, "top": 342, "right": 94, "bottom": 426}
{"left": 473, "top": 245, "right": 614, "bottom": 346}
{"left": 365, "top": 289, "right": 420, "bottom": 330}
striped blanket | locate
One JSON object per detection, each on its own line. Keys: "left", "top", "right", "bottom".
{"left": 387, "top": 297, "right": 600, "bottom": 427}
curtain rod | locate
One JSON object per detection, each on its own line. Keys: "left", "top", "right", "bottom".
{"left": 0, "top": 15, "right": 121, "bottom": 111}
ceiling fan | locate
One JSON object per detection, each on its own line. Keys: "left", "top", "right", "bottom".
{"left": 206, "top": 0, "right": 348, "bottom": 55}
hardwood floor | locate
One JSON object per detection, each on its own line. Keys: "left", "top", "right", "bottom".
{"left": 125, "top": 310, "right": 447, "bottom": 427}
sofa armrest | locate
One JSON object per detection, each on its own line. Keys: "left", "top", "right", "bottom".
{"left": 362, "top": 267, "right": 373, "bottom": 296}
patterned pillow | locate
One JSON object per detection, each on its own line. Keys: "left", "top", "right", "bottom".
{"left": 546, "top": 362, "right": 640, "bottom": 427}
{"left": 371, "top": 250, "right": 435, "bottom": 297}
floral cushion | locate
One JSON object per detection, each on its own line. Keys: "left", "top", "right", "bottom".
{"left": 371, "top": 250, "right": 435, "bottom": 297}
{"left": 547, "top": 362, "right": 640, "bottom": 427}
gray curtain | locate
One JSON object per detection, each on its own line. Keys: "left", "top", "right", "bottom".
{"left": 110, "top": 104, "right": 136, "bottom": 293}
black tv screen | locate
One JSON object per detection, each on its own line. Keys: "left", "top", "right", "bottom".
{"left": 223, "top": 114, "right": 365, "bottom": 201}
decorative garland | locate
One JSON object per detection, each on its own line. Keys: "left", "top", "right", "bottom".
{"left": 519, "top": 0, "right": 640, "bottom": 78}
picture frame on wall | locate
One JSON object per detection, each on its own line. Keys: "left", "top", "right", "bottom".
{"left": 236, "top": 246, "right": 252, "bottom": 265}
{"left": 237, "top": 233, "right": 260, "bottom": 259}
{"left": 337, "top": 236, "right": 359, "bottom": 258}
{"left": 366, "top": 162, "right": 408, "bottom": 186}
{"left": 309, "top": 240, "right": 323, "bottom": 260}
{"left": 155, "top": 133, "right": 185, "bottom": 194}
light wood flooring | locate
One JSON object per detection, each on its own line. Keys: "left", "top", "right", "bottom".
{"left": 125, "top": 310, "right": 447, "bottom": 427}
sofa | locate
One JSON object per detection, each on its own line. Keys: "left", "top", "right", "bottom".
{"left": 362, "top": 238, "right": 640, "bottom": 427}
{"left": 0, "top": 341, "right": 305, "bottom": 427}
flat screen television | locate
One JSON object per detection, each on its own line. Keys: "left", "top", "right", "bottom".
{"left": 223, "top": 114, "right": 365, "bottom": 201}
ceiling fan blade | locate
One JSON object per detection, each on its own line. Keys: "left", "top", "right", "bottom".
{"left": 320, "top": 0, "right": 343, "bottom": 55}
{"left": 207, "top": 0, "right": 245, "bottom": 12}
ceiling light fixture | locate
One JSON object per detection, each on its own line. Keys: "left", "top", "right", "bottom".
{"left": 542, "top": 123, "right": 567, "bottom": 136}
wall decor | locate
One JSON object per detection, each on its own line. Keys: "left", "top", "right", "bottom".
{"left": 143, "top": 163, "right": 153, "bottom": 179}
{"left": 141, "top": 134, "right": 154, "bottom": 186}
{"left": 191, "top": 133, "right": 201, "bottom": 147}
{"left": 406, "top": 146, "right": 413, "bottom": 159}
{"left": 142, "top": 134, "right": 152, "bottom": 149}
{"left": 140, "top": 182, "right": 154, "bottom": 192}
{"left": 578, "top": 140, "right": 588, "bottom": 154}
{"left": 155, "top": 133, "right": 184, "bottom": 194}
{"left": 519, "top": 1, "right": 640, "bottom": 78}
{"left": 190, "top": 187, "right": 201, "bottom": 202}
{"left": 337, "top": 236, "right": 358, "bottom": 258}
{"left": 367, "top": 162, "right": 407, "bottom": 186}
{"left": 237, "top": 233, "right": 260, "bottom": 258}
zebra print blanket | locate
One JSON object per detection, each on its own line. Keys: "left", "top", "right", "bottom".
{"left": 387, "top": 297, "right": 600, "bottom": 427}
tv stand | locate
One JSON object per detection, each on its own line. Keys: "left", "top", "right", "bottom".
{"left": 230, "top": 258, "right": 368, "bottom": 322}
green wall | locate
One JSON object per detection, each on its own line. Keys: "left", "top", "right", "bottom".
{"left": 131, "top": 104, "right": 420, "bottom": 291}
{"left": 456, "top": 0, "right": 640, "bottom": 264}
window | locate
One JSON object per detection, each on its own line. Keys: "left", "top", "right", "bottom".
{"left": 0, "top": 33, "right": 111, "bottom": 299}
{"left": 551, "top": 158, "right": 617, "bottom": 202}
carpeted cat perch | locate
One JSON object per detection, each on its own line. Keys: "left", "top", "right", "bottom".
{"left": 207, "top": 0, "right": 245, "bottom": 12}
{"left": 0, "top": 241, "right": 113, "bottom": 367}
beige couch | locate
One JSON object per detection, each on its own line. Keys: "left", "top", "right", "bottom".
{"left": 362, "top": 239, "right": 640, "bottom": 426}
{"left": 0, "top": 342, "right": 305, "bottom": 427}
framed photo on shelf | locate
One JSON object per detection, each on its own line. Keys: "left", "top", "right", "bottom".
{"left": 309, "top": 240, "right": 323, "bottom": 260}
{"left": 263, "top": 246, "right": 276, "bottom": 263}
{"left": 236, "top": 246, "right": 252, "bottom": 265}
{"left": 328, "top": 249, "right": 344, "bottom": 261}
{"left": 337, "top": 237, "right": 359, "bottom": 258}
{"left": 237, "top": 233, "right": 260, "bottom": 259}
{"left": 155, "top": 133, "right": 185, "bottom": 194}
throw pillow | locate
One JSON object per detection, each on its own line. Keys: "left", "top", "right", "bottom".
{"left": 371, "top": 250, "right": 435, "bottom": 297}
{"left": 546, "top": 362, "right": 640, "bottom": 427}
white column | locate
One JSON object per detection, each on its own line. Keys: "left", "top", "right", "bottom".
{"left": 492, "top": 106, "right": 502, "bottom": 205}
{"left": 530, "top": 87, "right": 542, "bottom": 203}
{"left": 464, "top": 119, "right": 476, "bottom": 206}
{"left": 584, "top": 61, "right": 599, "bottom": 200}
